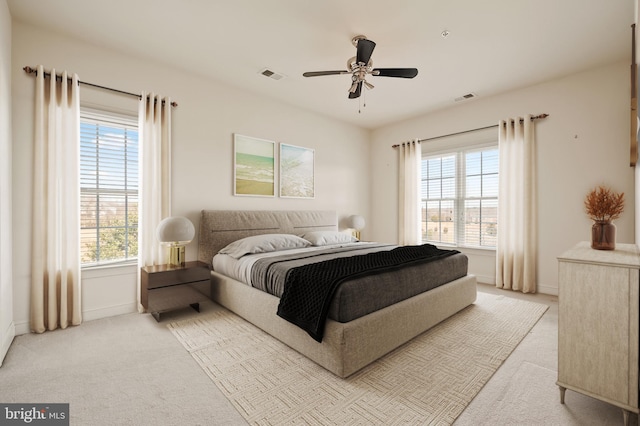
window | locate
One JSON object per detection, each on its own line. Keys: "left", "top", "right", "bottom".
{"left": 80, "top": 109, "right": 139, "bottom": 266}
{"left": 421, "top": 145, "right": 498, "bottom": 249}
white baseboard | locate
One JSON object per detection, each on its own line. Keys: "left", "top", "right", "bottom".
{"left": 13, "top": 303, "right": 139, "bottom": 337}
{"left": 0, "top": 321, "right": 15, "bottom": 366}
{"left": 14, "top": 320, "right": 29, "bottom": 337}
{"left": 475, "top": 275, "right": 495, "bottom": 285}
{"left": 536, "top": 283, "right": 558, "bottom": 296}
{"left": 476, "top": 276, "right": 558, "bottom": 296}
{"left": 82, "top": 303, "right": 138, "bottom": 322}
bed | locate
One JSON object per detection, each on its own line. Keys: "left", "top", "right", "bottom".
{"left": 197, "top": 209, "right": 477, "bottom": 378}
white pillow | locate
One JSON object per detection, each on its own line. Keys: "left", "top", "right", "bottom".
{"left": 300, "top": 231, "right": 357, "bottom": 246}
{"left": 218, "top": 234, "right": 311, "bottom": 259}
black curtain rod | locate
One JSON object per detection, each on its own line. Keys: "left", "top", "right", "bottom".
{"left": 23, "top": 66, "right": 178, "bottom": 107}
{"left": 392, "top": 113, "right": 549, "bottom": 148}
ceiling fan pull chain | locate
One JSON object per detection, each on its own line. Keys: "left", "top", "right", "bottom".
{"left": 361, "top": 90, "right": 366, "bottom": 113}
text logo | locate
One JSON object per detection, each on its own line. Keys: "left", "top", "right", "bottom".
{"left": 0, "top": 404, "right": 68, "bottom": 425}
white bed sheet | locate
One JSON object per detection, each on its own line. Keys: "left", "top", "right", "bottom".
{"left": 212, "top": 242, "right": 382, "bottom": 287}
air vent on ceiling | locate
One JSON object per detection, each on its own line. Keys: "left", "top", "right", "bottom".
{"left": 454, "top": 92, "right": 477, "bottom": 102}
{"left": 259, "top": 68, "right": 285, "bottom": 80}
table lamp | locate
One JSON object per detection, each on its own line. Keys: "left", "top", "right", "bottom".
{"left": 346, "top": 215, "right": 365, "bottom": 240}
{"left": 156, "top": 216, "right": 195, "bottom": 267}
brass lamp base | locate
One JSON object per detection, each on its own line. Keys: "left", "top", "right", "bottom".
{"left": 167, "top": 244, "right": 186, "bottom": 268}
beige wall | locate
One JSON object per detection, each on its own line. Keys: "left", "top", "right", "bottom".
{"left": 11, "top": 21, "right": 370, "bottom": 334}
{"left": 371, "top": 61, "right": 635, "bottom": 295}
{"left": 8, "top": 13, "right": 637, "bottom": 336}
{"left": 0, "top": 0, "right": 14, "bottom": 364}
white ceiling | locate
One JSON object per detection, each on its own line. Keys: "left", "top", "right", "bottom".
{"left": 7, "top": 0, "right": 636, "bottom": 129}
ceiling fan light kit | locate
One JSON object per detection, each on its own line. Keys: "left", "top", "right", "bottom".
{"left": 303, "top": 35, "right": 418, "bottom": 101}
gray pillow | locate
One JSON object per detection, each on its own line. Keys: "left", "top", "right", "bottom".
{"left": 300, "top": 231, "right": 357, "bottom": 246}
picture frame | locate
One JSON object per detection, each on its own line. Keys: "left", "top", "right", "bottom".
{"left": 233, "top": 134, "right": 275, "bottom": 197}
{"left": 279, "top": 143, "right": 315, "bottom": 198}
{"left": 631, "top": 23, "right": 638, "bottom": 167}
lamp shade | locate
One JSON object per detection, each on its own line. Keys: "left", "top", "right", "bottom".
{"left": 346, "top": 215, "right": 365, "bottom": 230}
{"left": 156, "top": 216, "right": 195, "bottom": 244}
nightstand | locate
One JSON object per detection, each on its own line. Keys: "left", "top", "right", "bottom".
{"left": 141, "top": 261, "right": 211, "bottom": 321}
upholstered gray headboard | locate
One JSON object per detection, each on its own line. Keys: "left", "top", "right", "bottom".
{"left": 197, "top": 210, "right": 338, "bottom": 266}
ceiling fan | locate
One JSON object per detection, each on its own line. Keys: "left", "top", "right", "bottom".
{"left": 303, "top": 35, "right": 418, "bottom": 99}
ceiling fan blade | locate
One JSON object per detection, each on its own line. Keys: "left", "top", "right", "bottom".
{"left": 303, "top": 70, "right": 349, "bottom": 77}
{"left": 373, "top": 68, "right": 418, "bottom": 78}
{"left": 348, "top": 81, "right": 363, "bottom": 99}
{"left": 356, "top": 39, "right": 376, "bottom": 65}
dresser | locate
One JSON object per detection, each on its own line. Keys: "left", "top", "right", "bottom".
{"left": 557, "top": 242, "right": 640, "bottom": 425}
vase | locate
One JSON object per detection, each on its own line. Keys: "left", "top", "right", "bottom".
{"left": 591, "top": 220, "right": 616, "bottom": 250}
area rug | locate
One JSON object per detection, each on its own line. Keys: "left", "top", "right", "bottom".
{"left": 168, "top": 291, "right": 548, "bottom": 425}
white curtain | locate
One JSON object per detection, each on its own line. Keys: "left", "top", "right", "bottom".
{"left": 31, "top": 66, "right": 82, "bottom": 333}
{"left": 398, "top": 140, "right": 422, "bottom": 245}
{"left": 496, "top": 115, "right": 537, "bottom": 293}
{"left": 137, "top": 93, "right": 172, "bottom": 311}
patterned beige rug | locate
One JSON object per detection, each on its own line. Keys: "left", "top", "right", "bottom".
{"left": 168, "top": 291, "right": 548, "bottom": 425}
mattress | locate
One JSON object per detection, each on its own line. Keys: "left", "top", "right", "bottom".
{"left": 213, "top": 242, "right": 469, "bottom": 323}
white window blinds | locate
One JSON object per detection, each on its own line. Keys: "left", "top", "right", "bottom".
{"left": 80, "top": 109, "right": 139, "bottom": 266}
{"left": 421, "top": 144, "right": 498, "bottom": 249}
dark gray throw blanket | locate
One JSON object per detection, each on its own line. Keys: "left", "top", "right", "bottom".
{"left": 277, "top": 244, "right": 459, "bottom": 342}
{"left": 251, "top": 243, "right": 394, "bottom": 296}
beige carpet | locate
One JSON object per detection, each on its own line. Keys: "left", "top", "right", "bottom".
{"left": 168, "top": 292, "right": 548, "bottom": 425}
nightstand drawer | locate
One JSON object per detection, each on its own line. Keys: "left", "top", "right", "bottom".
{"left": 142, "top": 261, "right": 210, "bottom": 289}
{"left": 147, "top": 284, "right": 208, "bottom": 313}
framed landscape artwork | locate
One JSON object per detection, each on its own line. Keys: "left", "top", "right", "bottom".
{"left": 279, "top": 143, "right": 315, "bottom": 198}
{"left": 234, "top": 134, "right": 275, "bottom": 197}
